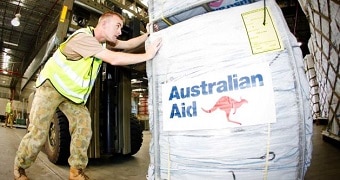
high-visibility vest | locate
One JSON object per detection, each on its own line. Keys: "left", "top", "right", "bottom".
{"left": 36, "top": 27, "right": 103, "bottom": 104}
{"left": 6, "top": 102, "right": 12, "bottom": 113}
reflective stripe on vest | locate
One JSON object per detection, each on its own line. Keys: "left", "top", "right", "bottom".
{"left": 36, "top": 27, "right": 102, "bottom": 104}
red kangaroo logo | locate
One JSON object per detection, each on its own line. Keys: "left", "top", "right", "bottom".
{"left": 201, "top": 96, "right": 248, "bottom": 125}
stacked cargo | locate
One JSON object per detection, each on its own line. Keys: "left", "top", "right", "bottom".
{"left": 298, "top": 0, "right": 340, "bottom": 142}
{"left": 147, "top": 0, "right": 312, "bottom": 179}
{"left": 138, "top": 96, "right": 149, "bottom": 115}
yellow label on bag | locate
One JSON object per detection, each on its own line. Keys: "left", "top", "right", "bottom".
{"left": 242, "top": 7, "right": 283, "bottom": 54}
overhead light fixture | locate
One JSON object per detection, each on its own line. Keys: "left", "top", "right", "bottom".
{"left": 3, "top": 41, "right": 18, "bottom": 47}
{"left": 11, "top": 13, "right": 21, "bottom": 27}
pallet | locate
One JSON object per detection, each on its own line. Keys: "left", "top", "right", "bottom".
{"left": 322, "top": 130, "right": 340, "bottom": 148}
{"left": 314, "top": 117, "right": 328, "bottom": 126}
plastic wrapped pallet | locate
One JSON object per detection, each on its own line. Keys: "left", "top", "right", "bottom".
{"left": 148, "top": 0, "right": 212, "bottom": 19}
{"left": 298, "top": 0, "right": 340, "bottom": 142}
{"left": 147, "top": 0, "right": 312, "bottom": 179}
{"left": 148, "top": 0, "right": 259, "bottom": 30}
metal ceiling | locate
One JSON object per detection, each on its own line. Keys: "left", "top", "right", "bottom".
{"left": 0, "top": 0, "right": 149, "bottom": 100}
{"left": 0, "top": 0, "right": 310, "bottom": 101}
{"left": 0, "top": 0, "right": 63, "bottom": 100}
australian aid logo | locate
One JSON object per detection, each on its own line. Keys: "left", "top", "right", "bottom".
{"left": 161, "top": 63, "right": 277, "bottom": 131}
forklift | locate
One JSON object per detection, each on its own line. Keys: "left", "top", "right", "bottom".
{"left": 27, "top": 0, "right": 148, "bottom": 164}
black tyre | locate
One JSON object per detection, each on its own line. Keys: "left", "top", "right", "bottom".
{"left": 128, "top": 115, "right": 143, "bottom": 155}
{"left": 44, "top": 109, "right": 71, "bottom": 165}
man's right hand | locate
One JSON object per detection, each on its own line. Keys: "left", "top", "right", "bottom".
{"left": 145, "top": 37, "right": 162, "bottom": 60}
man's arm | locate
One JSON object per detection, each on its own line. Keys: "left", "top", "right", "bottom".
{"left": 95, "top": 37, "right": 162, "bottom": 65}
{"left": 113, "top": 33, "right": 149, "bottom": 50}
{"left": 112, "top": 23, "right": 152, "bottom": 50}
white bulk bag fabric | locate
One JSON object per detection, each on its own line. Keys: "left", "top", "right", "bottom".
{"left": 147, "top": 0, "right": 312, "bottom": 179}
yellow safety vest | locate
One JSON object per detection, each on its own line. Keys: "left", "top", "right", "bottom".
{"left": 36, "top": 27, "right": 103, "bottom": 104}
{"left": 6, "top": 102, "right": 12, "bottom": 113}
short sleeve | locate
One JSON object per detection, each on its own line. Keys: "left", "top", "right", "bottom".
{"left": 63, "top": 33, "right": 105, "bottom": 60}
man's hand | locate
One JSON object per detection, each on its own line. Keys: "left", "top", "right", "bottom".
{"left": 146, "top": 23, "right": 160, "bottom": 34}
{"left": 146, "top": 23, "right": 151, "bottom": 34}
{"left": 145, "top": 37, "right": 162, "bottom": 60}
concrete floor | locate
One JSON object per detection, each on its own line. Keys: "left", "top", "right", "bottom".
{"left": 0, "top": 124, "right": 151, "bottom": 180}
{"left": 304, "top": 123, "right": 340, "bottom": 180}
{"left": 0, "top": 123, "right": 339, "bottom": 180}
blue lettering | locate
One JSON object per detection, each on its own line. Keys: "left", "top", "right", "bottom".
{"left": 180, "top": 87, "right": 190, "bottom": 99}
{"left": 169, "top": 101, "right": 197, "bottom": 118}
{"left": 181, "top": 103, "right": 186, "bottom": 117}
{"left": 251, "top": 74, "right": 264, "bottom": 87}
{"left": 169, "top": 86, "right": 180, "bottom": 100}
{"left": 228, "top": 75, "right": 233, "bottom": 91}
{"left": 200, "top": 81, "right": 209, "bottom": 95}
{"left": 170, "top": 103, "right": 181, "bottom": 118}
{"left": 187, "top": 101, "right": 197, "bottom": 117}
{"left": 239, "top": 76, "right": 251, "bottom": 89}
{"left": 168, "top": 73, "right": 264, "bottom": 100}
{"left": 216, "top": 81, "right": 228, "bottom": 92}
{"left": 233, "top": 74, "right": 238, "bottom": 90}
{"left": 191, "top": 85, "right": 200, "bottom": 97}
{"left": 207, "top": 82, "right": 217, "bottom": 94}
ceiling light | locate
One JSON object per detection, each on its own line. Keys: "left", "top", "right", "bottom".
{"left": 3, "top": 41, "right": 18, "bottom": 46}
{"left": 11, "top": 13, "right": 21, "bottom": 27}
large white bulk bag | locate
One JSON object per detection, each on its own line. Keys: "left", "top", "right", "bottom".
{"left": 147, "top": 0, "right": 312, "bottom": 179}
{"left": 148, "top": 0, "right": 259, "bottom": 30}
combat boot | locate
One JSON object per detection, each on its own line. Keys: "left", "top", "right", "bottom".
{"left": 69, "top": 167, "right": 89, "bottom": 180}
{"left": 14, "top": 166, "right": 29, "bottom": 180}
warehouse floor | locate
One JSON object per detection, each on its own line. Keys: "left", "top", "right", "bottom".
{"left": 0, "top": 122, "right": 339, "bottom": 180}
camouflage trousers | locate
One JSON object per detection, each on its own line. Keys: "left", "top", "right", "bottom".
{"left": 5, "top": 112, "right": 13, "bottom": 127}
{"left": 14, "top": 80, "right": 92, "bottom": 169}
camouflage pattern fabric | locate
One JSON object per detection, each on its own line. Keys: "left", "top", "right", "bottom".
{"left": 5, "top": 113, "right": 13, "bottom": 127}
{"left": 14, "top": 80, "right": 92, "bottom": 169}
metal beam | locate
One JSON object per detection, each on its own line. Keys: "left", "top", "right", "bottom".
{"left": 75, "top": 0, "right": 112, "bottom": 14}
{"left": 106, "top": 0, "right": 148, "bottom": 22}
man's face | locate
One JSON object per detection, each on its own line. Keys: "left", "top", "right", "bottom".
{"left": 105, "top": 15, "right": 123, "bottom": 43}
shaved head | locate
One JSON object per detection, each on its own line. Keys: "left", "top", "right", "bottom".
{"left": 98, "top": 12, "right": 124, "bottom": 23}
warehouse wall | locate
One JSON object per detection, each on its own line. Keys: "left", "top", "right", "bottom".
{"left": 0, "top": 98, "right": 26, "bottom": 119}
